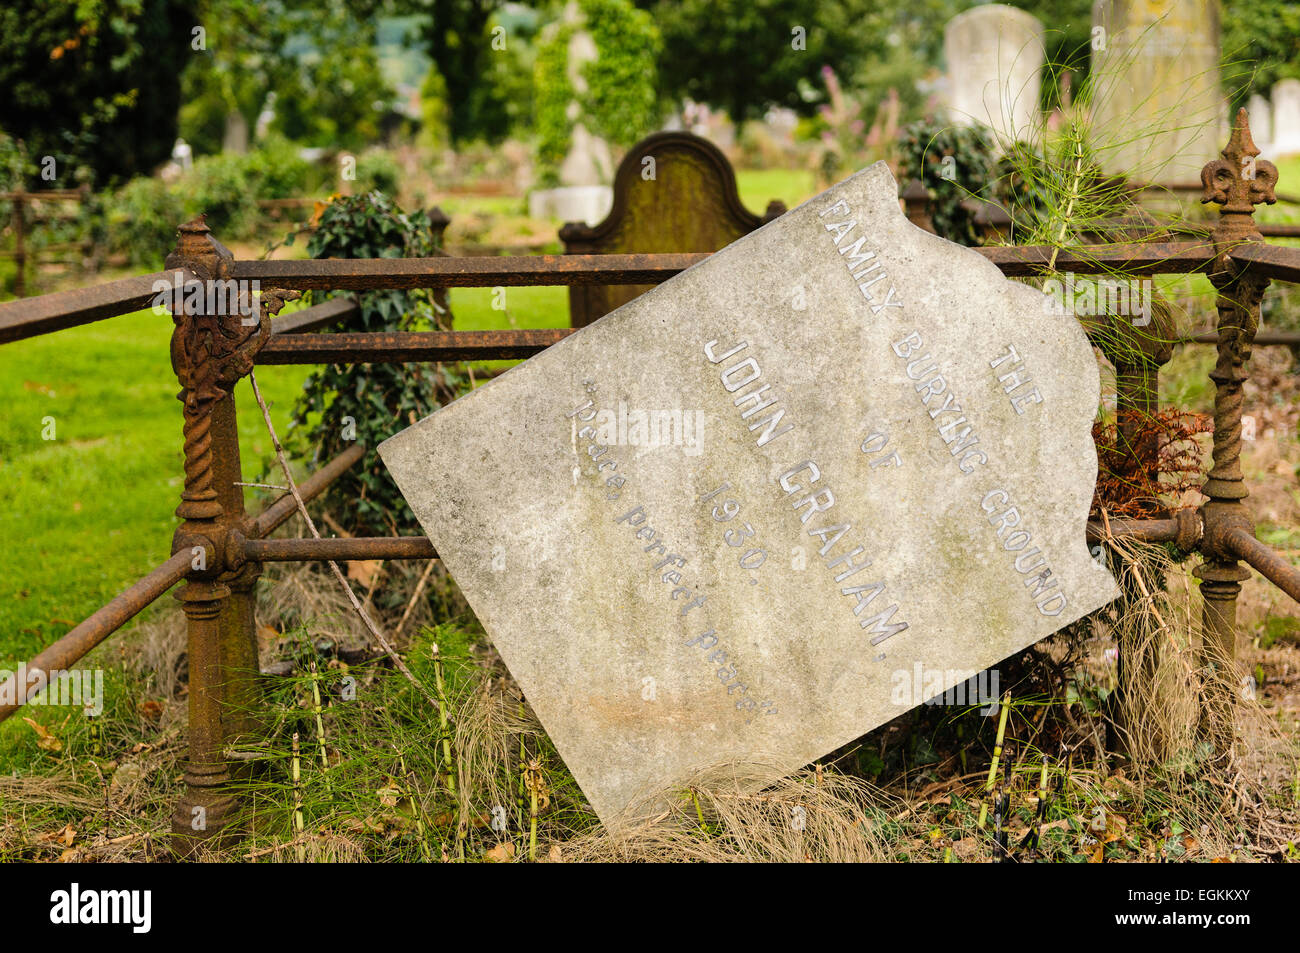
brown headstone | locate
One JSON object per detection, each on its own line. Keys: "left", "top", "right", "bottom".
{"left": 560, "top": 131, "right": 785, "bottom": 327}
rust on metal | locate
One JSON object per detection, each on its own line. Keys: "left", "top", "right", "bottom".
{"left": 270, "top": 296, "right": 359, "bottom": 334}
{"left": 1226, "top": 242, "right": 1300, "bottom": 284}
{"left": 230, "top": 252, "right": 708, "bottom": 290}
{"left": 1226, "top": 528, "right": 1300, "bottom": 604}
{"left": 0, "top": 550, "right": 193, "bottom": 722}
{"left": 259, "top": 328, "right": 574, "bottom": 365}
{"left": 974, "top": 242, "right": 1216, "bottom": 277}
{"left": 0, "top": 271, "right": 175, "bottom": 344}
{"left": 244, "top": 536, "right": 438, "bottom": 562}
{"left": 164, "top": 215, "right": 298, "bottom": 852}
{"left": 249, "top": 442, "right": 368, "bottom": 539}
{"left": 1180, "top": 330, "right": 1300, "bottom": 346}
{"left": 1193, "top": 108, "right": 1279, "bottom": 758}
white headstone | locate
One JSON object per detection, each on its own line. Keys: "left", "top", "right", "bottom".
{"left": 1090, "top": 0, "right": 1225, "bottom": 181}
{"left": 1272, "top": 79, "right": 1300, "bottom": 158}
{"left": 944, "top": 4, "right": 1046, "bottom": 146}
{"left": 381, "top": 163, "right": 1120, "bottom": 825}
{"left": 1247, "top": 93, "right": 1274, "bottom": 158}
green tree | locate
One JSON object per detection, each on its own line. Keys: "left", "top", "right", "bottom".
{"left": 0, "top": 0, "right": 196, "bottom": 186}
{"left": 650, "top": 0, "right": 881, "bottom": 121}
{"left": 180, "top": 0, "right": 393, "bottom": 155}
{"left": 412, "top": 0, "right": 509, "bottom": 143}
{"left": 1222, "top": 0, "right": 1300, "bottom": 107}
{"left": 534, "top": 0, "right": 660, "bottom": 183}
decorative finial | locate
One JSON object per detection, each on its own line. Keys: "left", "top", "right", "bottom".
{"left": 1201, "top": 107, "right": 1278, "bottom": 216}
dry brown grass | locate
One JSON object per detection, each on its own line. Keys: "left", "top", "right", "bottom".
{"left": 556, "top": 764, "right": 898, "bottom": 863}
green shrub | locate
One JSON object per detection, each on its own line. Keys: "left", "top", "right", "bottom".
{"left": 355, "top": 151, "right": 401, "bottom": 197}
{"left": 244, "top": 135, "right": 314, "bottom": 200}
{"left": 186, "top": 153, "right": 262, "bottom": 238}
{"left": 283, "top": 192, "right": 465, "bottom": 538}
{"left": 104, "top": 176, "right": 186, "bottom": 268}
{"left": 896, "top": 119, "right": 998, "bottom": 246}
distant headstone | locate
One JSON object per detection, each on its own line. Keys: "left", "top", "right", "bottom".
{"left": 1272, "top": 79, "right": 1300, "bottom": 157}
{"left": 1090, "top": 0, "right": 1225, "bottom": 180}
{"left": 560, "top": 131, "right": 785, "bottom": 327}
{"left": 381, "top": 162, "right": 1120, "bottom": 825}
{"left": 1247, "top": 93, "right": 1274, "bottom": 158}
{"left": 944, "top": 4, "right": 1046, "bottom": 145}
{"left": 528, "top": 3, "right": 615, "bottom": 226}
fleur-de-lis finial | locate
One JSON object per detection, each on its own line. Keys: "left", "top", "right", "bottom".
{"left": 1201, "top": 107, "right": 1278, "bottom": 216}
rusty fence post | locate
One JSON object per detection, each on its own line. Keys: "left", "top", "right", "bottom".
{"left": 166, "top": 216, "right": 272, "bottom": 852}
{"left": 1195, "top": 109, "right": 1277, "bottom": 759}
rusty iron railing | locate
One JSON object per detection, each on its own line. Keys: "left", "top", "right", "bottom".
{"left": 0, "top": 110, "right": 1297, "bottom": 853}
{"left": 0, "top": 185, "right": 97, "bottom": 297}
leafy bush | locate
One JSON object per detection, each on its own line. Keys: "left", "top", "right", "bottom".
{"left": 243, "top": 135, "right": 314, "bottom": 200}
{"left": 896, "top": 119, "right": 998, "bottom": 246}
{"left": 187, "top": 153, "right": 262, "bottom": 238}
{"left": 284, "top": 192, "right": 466, "bottom": 537}
{"left": 101, "top": 139, "right": 325, "bottom": 261}
{"left": 355, "top": 151, "right": 402, "bottom": 197}
{"left": 104, "top": 176, "right": 186, "bottom": 268}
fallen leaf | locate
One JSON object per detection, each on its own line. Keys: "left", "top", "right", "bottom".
{"left": 140, "top": 700, "right": 163, "bottom": 721}
{"left": 36, "top": 823, "right": 76, "bottom": 846}
{"left": 347, "top": 560, "right": 382, "bottom": 587}
{"left": 1102, "top": 814, "right": 1129, "bottom": 844}
{"left": 484, "top": 842, "right": 516, "bottom": 863}
{"left": 22, "top": 717, "right": 63, "bottom": 752}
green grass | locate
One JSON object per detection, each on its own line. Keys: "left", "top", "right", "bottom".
{"left": 735, "top": 168, "right": 818, "bottom": 213}
{"left": 0, "top": 285, "right": 572, "bottom": 664}
{"left": 0, "top": 310, "right": 309, "bottom": 663}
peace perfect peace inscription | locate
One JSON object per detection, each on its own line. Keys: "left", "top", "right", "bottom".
{"left": 379, "top": 162, "right": 1120, "bottom": 825}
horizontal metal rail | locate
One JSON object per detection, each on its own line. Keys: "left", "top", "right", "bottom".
{"left": 0, "top": 548, "right": 194, "bottom": 722}
{"left": 1086, "top": 517, "right": 1183, "bottom": 545}
{"left": 249, "top": 442, "right": 368, "bottom": 538}
{"left": 1227, "top": 528, "right": 1300, "bottom": 604}
{"left": 230, "top": 253, "right": 708, "bottom": 289}
{"left": 1180, "top": 331, "right": 1300, "bottom": 347}
{"left": 245, "top": 536, "right": 438, "bottom": 561}
{"left": 1228, "top": 243, "right": 1300, "bottom": 284}
{"left": 270, "top": 296, "right": 358, "bottom": 335}
{"left": 975, "top": 241, "right": 1216, "bottom": 277}
{"left": 259, "top": 328, "right": 573, "bottom": 364}
{"left": 0, "top": 271, "right": 175, "bottom": 344}
{"left": 229, "top": 244, "right": 1222, "bottom": 291}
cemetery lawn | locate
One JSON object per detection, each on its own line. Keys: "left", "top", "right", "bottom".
{"left": 0, "top": 287, "right": 570, "bottom": 666}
